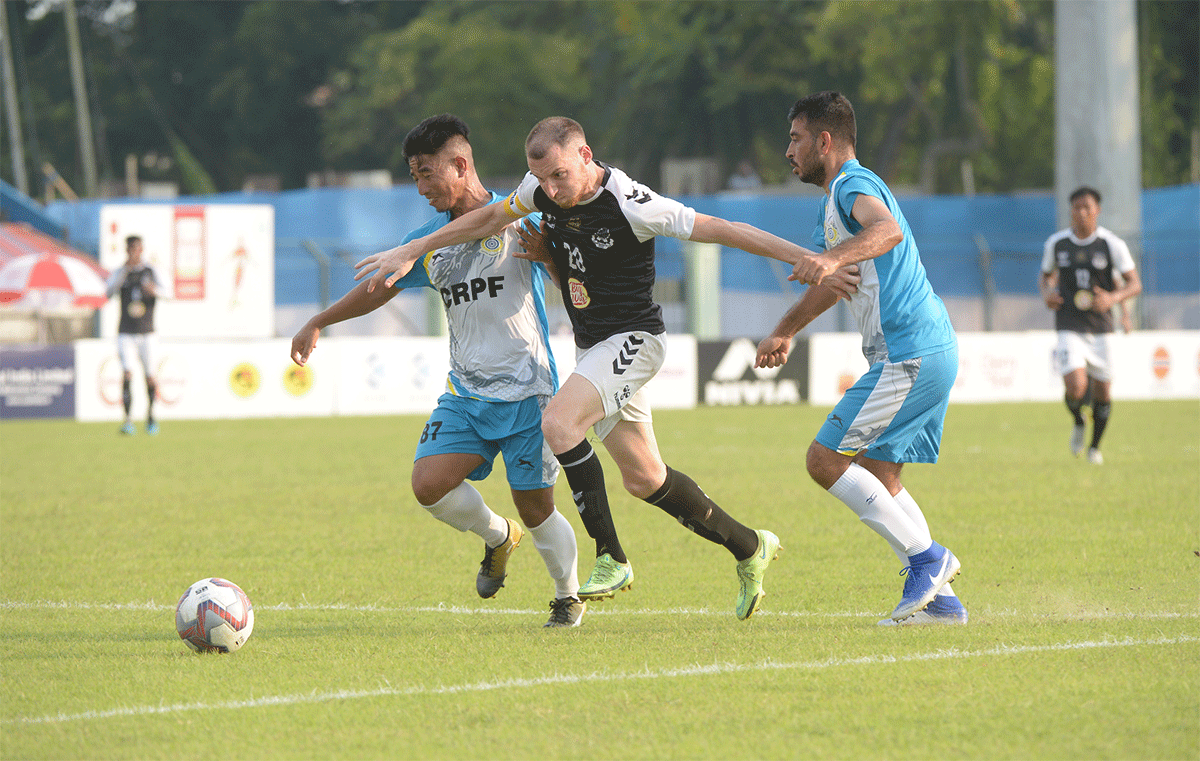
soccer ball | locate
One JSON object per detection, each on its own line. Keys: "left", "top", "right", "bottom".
{"left": 175, "top": 577, "right": 254, "bottom": 653}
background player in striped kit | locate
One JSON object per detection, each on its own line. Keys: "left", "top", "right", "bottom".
{"left": 1039, "top": 187, "right": 1141, "bottom": 465}
{"left": 356, "top": 116, "right": 858, "bottom": 620}
{"left": 104, "top": 235, "right": 162, "bottom": 436}
{"left": 756, "top": 91, "right": 965, "bottom": 626}
{"left": 292, "top": 115, "right": 584, "bottom": 628}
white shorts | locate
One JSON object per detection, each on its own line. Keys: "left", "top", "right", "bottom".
{"left": 1053, "top": 331, "right": 1111, "bottom": 382}
{"left": 117, "top": 333, "right": 158, "bottom": 377}
{"left": 572, "top": 331, "right": 664, "bottom": 441}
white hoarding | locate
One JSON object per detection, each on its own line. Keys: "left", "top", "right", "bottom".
{"left": 807, "top": 330, "right": 1200, "bottom": 406}
{"left": 98, "top": 204, "right": 274, "bottom": 339}
{"left": 73, "top": 334, "right": 699, "bottom": 422}
{"left": 75, "top": 338, "right": 334, "bottom": 421}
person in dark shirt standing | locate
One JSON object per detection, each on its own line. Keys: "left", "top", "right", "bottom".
{"left": 1039, "top": 187, "right": 1141, "bottom": 465}
{"left": 105, "top": 235, "right": 162, "bottom": 435}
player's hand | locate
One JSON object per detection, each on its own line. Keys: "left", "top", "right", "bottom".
{"left": 755, "top": 335, "right": 791, "bottom": 369}
{"left": 355, "top": 243, "right": 418, "bottom": 292}
{"left": 290, "top": 324, "right": 319, "bottom": 366}
{"left": 789, "top": 252, "right": 841, "bottom": 287}
{"left": 1091, "top": 286, "right": 1116, "bottom": 313}
{"left": 514, "top": 219, "right": 552, "bottom": 264}
{"left": 823, "top": 264, "right": 861, "bottom": 300}
{"left": 1042, "top": 289, "right": 1063, "bottom": 310}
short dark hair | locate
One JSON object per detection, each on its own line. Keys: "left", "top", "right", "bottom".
{"left": 125, "top": 235, "right": 142, "bottom": 247}
{"left": 1069, "top": 186, "right": 1102, "bottom": 205}
{"left": 525, "top": 116, "right": 585, "bottom": 160}
{"left": 403, "top": 114, "right": 470, "bottom": 161}
{"left": 788, "top": 91, "right": 856, "bottom": 149}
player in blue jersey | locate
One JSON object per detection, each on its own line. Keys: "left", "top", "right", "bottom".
{"left": 355, "top": 117, "right": 849, "bottom": 621}
{"left": 755, "top": 91, "right": 966, "bottom": 626}
{"left": 290, "top": 115, "right": 584, "bottom": 628}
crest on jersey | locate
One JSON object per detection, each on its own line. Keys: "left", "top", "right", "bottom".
{"left": 568, "top": 277, "right": 590, "bottom": 308}
{"left": 825, "top": 222, "right": 840, "bottom": 247}
{"left": 567, "top": 217, "right": 583, "bottom": 231}
{"left": 482, "top": 235, "right": 503, "bottom": 255}
{"left": 1091, "top": 252, "right": 1108, "bottom": 270}
{"left": 592, "top": 229, "right": 614, "bottom": 249}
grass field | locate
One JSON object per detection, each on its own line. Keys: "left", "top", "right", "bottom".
{"left": 2, "top": 400, "right": 1197, "bottom": 760}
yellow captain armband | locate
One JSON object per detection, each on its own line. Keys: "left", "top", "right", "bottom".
{"left": 503, "top": 192, "right": 532, "bottom": 218}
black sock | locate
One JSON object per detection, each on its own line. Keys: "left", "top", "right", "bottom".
{"left": 555, "top": 440, "right": 626, "bottom": 563}
{"left": 644, "top": 466, "right": 758, "bottom": 561}
{"left": 146, "top": 379, "right": 157, "bottom": 422}
{"left": 122, "top": 378, "right": 132, "bottom": 418}
{"left": 1091, "top": 401, "right": 1111, "bottom": 448}
{"left": 1065, "top": 393, "right": 1086, "bottom": 425}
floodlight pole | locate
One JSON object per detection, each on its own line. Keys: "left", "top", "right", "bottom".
{"left": 64, "top": 0, "right": 98, "bottom": 198}
{"left": 0, "top": 2, "right": 27, "bottom": 194}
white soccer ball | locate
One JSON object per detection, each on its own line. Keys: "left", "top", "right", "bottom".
{"left": 175, "top": 577, "right": 255, "bottom": 653}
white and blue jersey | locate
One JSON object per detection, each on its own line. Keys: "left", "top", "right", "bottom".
{"left": 813, "top": 161, "right": 957, "bottom": 463}
{"left": 815, "top": 160, "right": 956, "bottom": 365}
{"left": 393, "top": 193, "right": 560, "bottom": 489}
{"left": 393, "top": 193, "right": 559, "bottom": 402}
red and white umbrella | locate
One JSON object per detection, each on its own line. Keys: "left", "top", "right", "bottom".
{"left": 0, "top": 252, "right": 110, "bottom": 310}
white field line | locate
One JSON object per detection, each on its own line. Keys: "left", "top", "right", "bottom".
{"left": 5, "top": 634, "right": 1197, "bottom": 727}
{"left": 1, "top": 599, "right": 1196, "bottom": 621}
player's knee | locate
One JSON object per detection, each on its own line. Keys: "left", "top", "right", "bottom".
{"left": 512, "top": 489, "right": 554, "bottom": 528}
{"left": 410, "top": 468, "right": 454, "bottom": 507}
{"left": 619, "top": 462, "right": 665, "bottom": 500}
{"left": 540, "top": 409, "right": 577, "bottom": 453}
{"left": 805, "top": 441, "right": 841, "bottom": 489}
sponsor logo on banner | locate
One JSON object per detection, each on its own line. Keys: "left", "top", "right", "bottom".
{"left": 0, "top": 346, "right": 76, "bottom": 419}
{"left": 1152, "top": 347, "right": 1170, "bottom": 380}
{"left": 230, "top": 362, "right": 261, "bottom": 398}
{"left": 283, "top": 364, "right": 314, "bottom": 397}
{"left": 698, "top": 338, "right": 806, "bottom": 406}
{"left": 172, "top": 206, "right": 207, "bottom": 300}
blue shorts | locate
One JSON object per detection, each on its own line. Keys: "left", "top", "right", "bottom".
{"left": 815, "top": 345, "right": 957, "bottom": 464}
{"left": 413, "top": 393, "right": 558, "bottom": 491}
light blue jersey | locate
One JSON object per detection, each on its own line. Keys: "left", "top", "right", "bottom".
{"left": 815, "top": 160, "right": 956, "bottom": 364}
{"left": 394, "top": 193, "right": 558, "bottom": 402}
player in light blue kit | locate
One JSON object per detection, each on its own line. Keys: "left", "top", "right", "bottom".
{"left": 291, "top": 115, "right": 584, "bottom": 628}
{"left": 756, "top": 91, "right": 965, "bottom": 625}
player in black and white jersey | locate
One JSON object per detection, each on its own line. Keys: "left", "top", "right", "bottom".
{"left": 293, "top": 115, "right": 584, "bottom": 628}
{"left": 1039, "top": 186, "right": 1141, "bottom": 465}
{"left": 104, "top": 235, "right": 163, "bottom": 436}
{"left": 357, "top": 116, "right": 857, "bottom": 620}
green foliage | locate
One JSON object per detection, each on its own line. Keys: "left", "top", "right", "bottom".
{"left": 1, "top": 401, "right": 1197, "bottom": 759}
{"left": 3, "top": 0, "right": 1196, "bottom": 196}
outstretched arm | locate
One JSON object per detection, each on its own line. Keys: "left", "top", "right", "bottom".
{"left": 355, "top": 202, "right": 515, "bottom": 292}
{"left": 688, "top": 214, "right": 818, "bottom": 265}
{"left": 291, "top": 280, "right": 400, "bottom": 366}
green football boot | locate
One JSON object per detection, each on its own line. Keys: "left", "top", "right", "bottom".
{"left": 735, "top": 530, "right": 780, "bottom": 620}
{"left": 577, "top": 553, "right": 634, "bottom": 600}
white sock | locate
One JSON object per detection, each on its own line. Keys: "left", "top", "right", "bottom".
{"left": 528, "top": 510, "right": 580, "bottom": 599}
{"left": 828, "top": 464, "right": 932, "bottom": 557}
{"left": 422, "top": 482, "right": 508, "bottom": 547}
{"left": 891, "top": 488, "right": 954, "bottom": 597}
{"left": 888, "top": 487, "right": 933, "bottom": 564}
